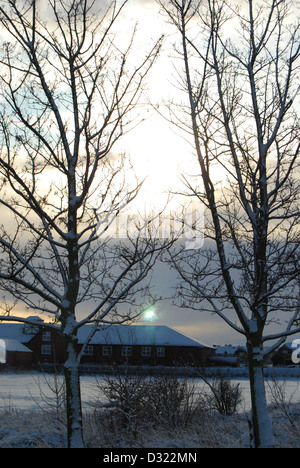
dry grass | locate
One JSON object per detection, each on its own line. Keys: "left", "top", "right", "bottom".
{"left": 0, "top": 403, "right": 298, "bottom": 448}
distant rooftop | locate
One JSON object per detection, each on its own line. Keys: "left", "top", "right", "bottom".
{"left": 77, "top": 325, "right": 213, "bottom": 348}
{"left": 213, "top": 344, "right": 246, "bottom": 355}
{"left": 0, "top": 320, "right": 213, "bottom": 349}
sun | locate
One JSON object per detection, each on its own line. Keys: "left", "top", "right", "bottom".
{"left": 143, "top": 306, "right": 157, "bottom": 322}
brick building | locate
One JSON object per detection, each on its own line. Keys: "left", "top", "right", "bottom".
{"left": 0, "top": 318, "right": 215, "bottom": 368}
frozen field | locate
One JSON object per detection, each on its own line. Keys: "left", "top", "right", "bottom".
{"left": 0, "top": 371, "right": 299, "bottom": 412}
{"left": 0, "top": 370, "right": 299, "bottom": 448}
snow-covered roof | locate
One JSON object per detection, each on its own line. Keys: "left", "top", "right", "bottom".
{"left": 0, "top": 323, "right": 36, "bottom": 343}
{"left": 214, "top": 345, "right": 246, "bottom": 355}
{"left": 0, "top": 320, "right": 213, "bottom": 349}
{"left": 0, "top": 339, "right": 32, "bottom": 353}
{"left": 77, "top": 325, "right": 213, "bottom": 348}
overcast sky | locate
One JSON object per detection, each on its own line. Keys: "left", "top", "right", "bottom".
{"left": 102, "top": 0, "right": 247, "bottom": 347}
{"left": 106, "top": 0, "right": 299, "bottom": 348}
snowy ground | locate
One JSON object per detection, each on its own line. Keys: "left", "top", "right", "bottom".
{"left": 0, "top": 370, "right": 299, "bottom": 448}
{"left": 0, "top": 371, "right": 299, "bottom": 411}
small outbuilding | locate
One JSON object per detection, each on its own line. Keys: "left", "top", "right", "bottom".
{"left": 0, "top": 338, "right": 33, "bottom": 369}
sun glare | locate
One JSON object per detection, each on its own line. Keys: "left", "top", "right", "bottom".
{"left": 143, "top": 306, "right": 157, "bottom": 322}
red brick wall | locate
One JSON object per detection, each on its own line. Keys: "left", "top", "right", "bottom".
{"left": 25, "top": 329, "right": 215, "bottom": 367}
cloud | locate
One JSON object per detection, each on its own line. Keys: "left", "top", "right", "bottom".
{"left": 132, "top": 0, "right": 157, "bottom": 5}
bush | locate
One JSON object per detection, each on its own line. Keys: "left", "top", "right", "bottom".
{"left": 99, "top": 372, "right": 149, "bottom": 435}
{"left": 87, "top": 369, "right": 244, "bottom": 447}
{"left": 95, "top": 370, "right": 205, "bottom": 436}
{"left": 204, "top": 373, "right": 243, "bottom": 416}
{"left": 146, "top": 374, "right": 202, "bottom": 428}
{"left": 268, "top": 377, "right": 300, "bottom": 442}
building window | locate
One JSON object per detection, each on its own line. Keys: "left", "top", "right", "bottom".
{"left": 141, "top": 346, "right": 151, "bottom": 357}
{"left": 23, "top": 324, "right": 40, "bottom": 335}
{"left": 84, "top": 345, "right": 94, "bottom": 356}
{"left": 122, "top": 346, "right": 132, "bottom": 357}
{"left": 42, "top": 331, "right": 51, "bottom": 342}
{"left": 102, "top": 346, "right": 112, "bottom": 356}
{"left": 41, "top": 344, "right": 51, "bottom": 355}
{"left": 156, "top": 347, "right": 165, "bottom": 357}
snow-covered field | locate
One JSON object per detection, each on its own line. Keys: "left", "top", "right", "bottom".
{"left": 0, "top": 370, "right": 299, "bottom": 448}
{"left": 0, "top": 370, "right": 299, "bottom": 411}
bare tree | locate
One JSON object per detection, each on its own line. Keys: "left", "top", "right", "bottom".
{"left": 0, "top": 0, "right": 166, "bottom": 447}
{"left": 159, "top": 0, "right": 300, "bottom": 448}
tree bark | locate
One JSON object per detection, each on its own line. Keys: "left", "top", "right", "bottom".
{"left": 247, "top": 339, "right": 274, "bottom": 448}
{"left": 64, "top": 333, "right": 84, "bottom": 448}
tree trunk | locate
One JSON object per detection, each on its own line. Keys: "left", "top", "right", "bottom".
{"left": 247, "top": 340, "right": 274, "bottom": 448}
{"left": 64, "top": 335, "right": 84, "bottom": 448}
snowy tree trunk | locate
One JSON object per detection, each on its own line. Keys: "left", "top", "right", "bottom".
{"left": 247, "top": 340, "right": 274, "bottom": 448}
{"left": 64, "top": 333, "right": 84, "bottom": 448}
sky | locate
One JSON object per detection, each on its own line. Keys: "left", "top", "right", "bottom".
{"left": 103, "top": 0, "right": 246, "bottom": 347}
{"left": 104, "top": 0, "right": 299, "bottom": 348}
{"left": 98, "top": 1, "right": 223, "bottom": 346}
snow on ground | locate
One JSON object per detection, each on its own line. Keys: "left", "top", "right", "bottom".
{"left": 0, "top": 370, "right": 299, "bottom": 411}
{"left": 0, "top": 369, "right": 299, "bottom": 448}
